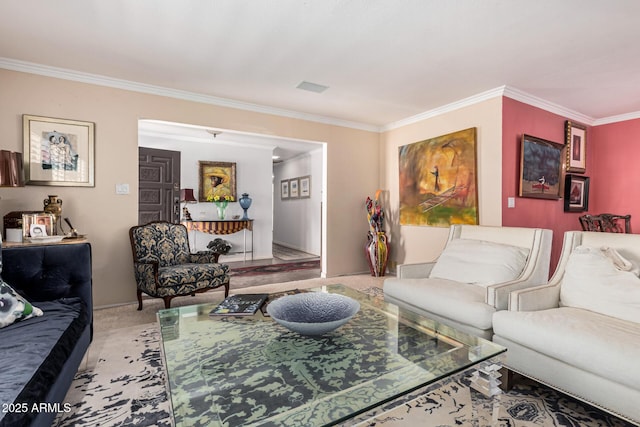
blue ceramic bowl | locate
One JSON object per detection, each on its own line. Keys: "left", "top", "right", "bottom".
{"left": 267, "top": 292, "right": 360, "bottom": 336}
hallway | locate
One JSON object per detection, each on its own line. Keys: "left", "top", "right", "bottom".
{"left": 224, "top": 243, "right": 321, "bottom": 290}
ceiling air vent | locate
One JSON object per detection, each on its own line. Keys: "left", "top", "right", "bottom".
{"left": 296, "top": 81, "right": 329, "bottom": 94}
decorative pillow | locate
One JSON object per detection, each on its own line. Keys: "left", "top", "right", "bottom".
{"left": 429, "top": 238, "right": 530, "bottom": 287}
{"left": 560, "top": 246, "right": 640, "bottom": 323}
{"left": 0, "top": 278, "right": 43, "bottom": 328}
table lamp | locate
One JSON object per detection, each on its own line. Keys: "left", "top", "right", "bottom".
{"left": 180, "top": 188, "right": 197, "bottom": 220}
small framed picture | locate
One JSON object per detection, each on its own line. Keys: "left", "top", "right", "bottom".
{"left": 22, "top": 213, "right": 55, "bottom": 238}
{"left": 299, "top": 175, "right": 311, "bottom": 198}
{"left": 289, "top": 178, "right": 299, "bottom": 198}
{"left": 565, "top": 121, "right": 587, "bottom": 173}
{"left": 564, "top": 174, "right": 590, "bottom": 212}
{"left": 280, "top": 180, "right": 289, "bottom": 199}
{"left": 30, "top": 224, "right": 48, "bottom": 238}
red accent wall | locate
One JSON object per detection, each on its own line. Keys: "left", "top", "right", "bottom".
{"left": 501, "top": 97, "right": 594, "bottom": 274}
{"left": 590, "top": 119, "right": 640, "bottom": 227}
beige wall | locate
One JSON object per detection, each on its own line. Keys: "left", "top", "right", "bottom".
{"left": 0, "top": 69, "right": 380, "bottom": 307}
{"left": 380, "top": 97, "right": 503, "bottom": 268}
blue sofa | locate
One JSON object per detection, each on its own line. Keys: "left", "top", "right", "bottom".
{"left": 0, "top": 242, "right": 93, "bottom": 427}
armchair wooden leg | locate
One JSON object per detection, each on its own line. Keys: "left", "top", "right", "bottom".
{"left": 137, "top": 290, "right": 143, "bottom": 311}
{"left": 499, "top": 367, "right": 516, "bottom": 391}
{"left": 163, "top": 296, "right": 173, "bottom": 309}
{"left": 224, "top": 282, "right": 230, "bottom": 297}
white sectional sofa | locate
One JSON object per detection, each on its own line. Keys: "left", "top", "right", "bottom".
{"left": 384, "top": 224, "right": 553, "bottom": 340}
{"left": 493, "top": 231, "right": 640, "bottom": 425}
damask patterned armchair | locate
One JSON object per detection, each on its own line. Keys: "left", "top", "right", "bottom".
{"left": 129, "top": 221, "right": 230, "bottom": 310}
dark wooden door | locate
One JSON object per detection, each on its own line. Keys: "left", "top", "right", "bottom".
{"left": 138, "top": 147, "right": 180, "bottom": 224}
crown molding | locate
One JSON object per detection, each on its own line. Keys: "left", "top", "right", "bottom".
{"left": 382, "top": 86, "right": 639, "bottom": 130}
{"left": 502, "top": 86, "right": 595, "bottom": 125}
{"left": 592, "top": 111, "right": 640, "bottom": 126}
{"left": 0, "top": 57, "right": 379, "bottom": 133}
{"left": 503, "top": 87, "right": 640, "bottom": 127}
{"left": 381, "top": 86, "right": 507, "bottom": 132}
{"left": 2, "top": 57, "right": 638, "bottom": 133}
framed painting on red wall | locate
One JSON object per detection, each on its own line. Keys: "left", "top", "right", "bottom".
{"left": 565, "top": 120, "right": 587, "bottom": 173}
{"left": 519, "top": 134, "right": 564, "bottom": 200}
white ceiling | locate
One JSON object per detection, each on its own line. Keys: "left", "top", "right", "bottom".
{"left": 2, "top": 1, "right": 640, "bottom": 132}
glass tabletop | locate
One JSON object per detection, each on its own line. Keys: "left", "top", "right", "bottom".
{"left": 157, "top": 284, "right": 505, "bottom": 427}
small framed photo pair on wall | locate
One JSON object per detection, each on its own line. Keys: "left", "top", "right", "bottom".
{"left": 289, "top": 178, "right": 299, "bottom": 198}
{"left": 299, "top": 175, "right": 311, "bottom": 198}
{"left": 280, "top": 180, "right": 289, "bottom": 199}
{"left": 565, "top": 121, "right": 587, "bottom": 173}
{"left": 564, "top": 174, "right": 590, "bottom": 212}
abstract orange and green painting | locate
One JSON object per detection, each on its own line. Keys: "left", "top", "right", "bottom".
{"left": 399, "top": 128, "right": 478, "bottom": 227}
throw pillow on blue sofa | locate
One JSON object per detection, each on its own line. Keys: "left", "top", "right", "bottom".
{"left": 0, "top": 242, "right": 44, "bottom": 328}
{"left": 0, "top": 279, "right": 44, "bottom": 328}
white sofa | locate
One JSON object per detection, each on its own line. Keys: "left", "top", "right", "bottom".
{"left": 384, "top": 224, "right": 553, "bottom": 340}
{"left": 493, "top": 231, "right": 640, "bottom": 425}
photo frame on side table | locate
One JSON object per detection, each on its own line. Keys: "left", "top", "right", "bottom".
{"left": 22, "top": 213, "right": 55, "bottom": 238}
{"left": 565, "top": 120, "right": 587, "bottom": 173}
{"left": 23, "top": 115, "right": 95, "bottom": 186}
{"left": 519, "top": 134, "right": 564, "bottom": 200}
{"left": 299, "top": 175, "right": 311, "bottom": 198}
{"left": 564, "top": 174, "right": 590, "bottom": 212}
{"left": 281, "top": 180, "right": 289, "bottom": 199}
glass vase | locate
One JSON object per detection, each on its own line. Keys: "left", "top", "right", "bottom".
{"left": 217, "top": 206, "right": 226, "bottom": 220}
{"left": 239, "top": 193, "right": 252, "bottom": 220}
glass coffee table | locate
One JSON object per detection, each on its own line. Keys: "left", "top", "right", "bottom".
{"left": 157, "top": 284, "right": 505, "bottom": 426}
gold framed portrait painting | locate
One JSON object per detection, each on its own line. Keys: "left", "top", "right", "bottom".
{"left": 198, "top": 161, "right": 237, "bottom": 202}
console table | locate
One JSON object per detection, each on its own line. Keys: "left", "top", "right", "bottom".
{"left": 182, "top": 220, "right": 253, "bottom": 261}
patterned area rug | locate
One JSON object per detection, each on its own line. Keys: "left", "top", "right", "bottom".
{"left": 55, "top": 287, "right": 635, "bottom": 427}
{"left": 228, "top": 259, "right": 320, "bottom": 276}
{"left": 357, "top": 372, "right": 635, "bottom": 427}
{"left": 54, "top": 325, "right": 171, "bottom": 427}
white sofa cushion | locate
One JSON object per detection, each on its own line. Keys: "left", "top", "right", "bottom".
{"left": 383, "top": 277, "right": 495, "bottom": 329}
{"left": 429, "top": 239, "right": 529, "bottom": 287}
{"left": 493, "top": 307, "right": 640, "bottom": 391}
{"left": 560, "top": 246, "right": 640, "bottom": 323}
